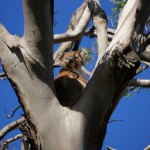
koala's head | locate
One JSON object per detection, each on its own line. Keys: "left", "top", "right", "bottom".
{"left": 54, "top": 49, "right": 88, "bottom": 69}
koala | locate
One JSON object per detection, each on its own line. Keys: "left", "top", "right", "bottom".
{"left": 54, "top": 49, "right": 88, "bottom": 107}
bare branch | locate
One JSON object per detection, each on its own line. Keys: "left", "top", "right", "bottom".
{"left": 0, "top": 117, "right": 25, "bottom": 140}
{"left": 132, "top": 32, "right": 150, "bottom": 54}
{"left": 104, "top": 0, "right": 150, "bottom": 62}
{"left": 84, "top": 27, "right": 115, "bottom": 41}
{"left": 54, "top": 2, "right": 86, "bottom": 60}
{"left": 107, "top": 146, "right": 117, "bottom": 150}
{"left": 54, "top": 5, "right": 91, "bottom": 43}
{"left": 133, "top": 64, "right": 149, "bottom": 75}
{"left": 4, "top": 106, "right": 21, "bottom": 118}
{"left": 139, "top": 41, "right": 150, "bottom": 63}
{"left": 108, "top": 120, "right": 123, "bottom": 124}
{"left": 141, "top": 60, "right": 150, "bottom": 66}
{"left": 130, "top": 78, "right": 150, "bottom": 88}
{"left": 0, "top": 72, "right": 5, "bottom": 77}
{"left": 0, "top": 72, "right": 6, "bottom": 80}
{"left": 81, "top": 66, "right": 92, "bottom": 77}
{"left": 144, "top": 145, "right": 150, "bottom": 150}
{"left": 88, "top": 1, "right": 108, "bottom": 59}
{"left": 72, "top": 40, "right": 82, "bottom": 51}
{"left": 73, "top": 0, "right": 149, "bottom": 148}
{"left": 1, "top": 134, "right": 22, "bottom": 150}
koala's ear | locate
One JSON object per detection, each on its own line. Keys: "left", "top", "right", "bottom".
{"left": 53, "top": 52, "right": 64, "bottom": 67}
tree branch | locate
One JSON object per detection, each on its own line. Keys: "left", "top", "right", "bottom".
{"left": 81, "top": 66, "right": 92, "bottom": 77}
{"left": 84, "top": 27, "right": 115, "bottom": 41}
{"left": 22, "top": 0, "right": 53, "bottom": 68}
{"left": 104, "top": 0, "right": 150, "bottom": 61}
{"left": 1, "top": 134, "right": 22, "bottom": 150}
{"left": 130, "top": 78, "right": 150, "bottom": 88}
{"left": 144, "top": 145, "right": 150, "bottom": 150}
{"left": 132, "top": 32, "right": 150, "bottom": 54}
{"left": 0, "top": 117, "right": 25, "bottom": 140}
{"left": 140, "top": 48, "right": 150, "bottom": 62}
{"left": 88, "top": 0, "right": 108, "bottom": 59}
{"left": 0, "top": 72, "right": 6, "bottom": 80}
{"left": 107, "top": 146, "right": 117, "bottom": 150}
{"left": 54, "top": 2, "right": 86, "bottom": 60}
{"left": 0, "top": 24, "right": 20, "bottom": 50}
{"left": 54, "top": 5, "right": 91, "bottom": 43}
{"left": 72, "top": 0, "right": 149, "bottom": 148}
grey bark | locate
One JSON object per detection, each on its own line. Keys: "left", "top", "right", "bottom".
{"left": 0, "top": 0, "right": 149, "bottom": 150}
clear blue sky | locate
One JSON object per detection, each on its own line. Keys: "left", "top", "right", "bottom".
{"left": 0, "top": 0, "right": 150, "bottom": 150}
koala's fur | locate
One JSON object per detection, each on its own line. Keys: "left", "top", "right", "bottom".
{"left": 54, "top": 50, "right": 88, "bottom": 107}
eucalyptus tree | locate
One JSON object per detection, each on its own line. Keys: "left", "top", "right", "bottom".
{"left": 0, "top": 0, "right": 150, "bottom": 149}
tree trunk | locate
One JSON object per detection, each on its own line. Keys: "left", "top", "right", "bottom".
{"left": 0, "top": 0, "right": 149, "bottom": 149}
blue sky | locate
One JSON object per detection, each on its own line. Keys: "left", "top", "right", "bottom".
{"left": 0, "top": 0, "right": 150, "bottom": 150}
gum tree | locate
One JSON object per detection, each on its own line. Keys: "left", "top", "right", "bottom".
{"left": 0, "top": 0, "right": 150, "bottom": 149}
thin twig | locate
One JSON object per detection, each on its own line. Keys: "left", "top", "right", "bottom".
{"left": 0, "top": 72, "right": 7, "bottom": 80}
{"left": 107, "top": 146, "right": 117, "bottom": 150}
{"left": 0, "top": 72, "right": 5, "bottom": 77}
{"left": 0, "top": 117, "right": 25, "bottom": 140}
{"left": 4, "top": 106, "right": 21, "bottom": 118}
{"left": 1, "top": 134, "right": 22, "bottom": 150}
{"left": 108, "top": 120, "right": 123, "bottom": 124}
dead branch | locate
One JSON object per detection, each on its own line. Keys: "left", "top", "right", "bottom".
{"left": 0, "top": 117, "right": 25, "bottom": 140}
{"left": 4, "top": 106, "right": 21, "bottom": 118}
{"left": 1, "top": 134, "right": 22, "bottom": 150}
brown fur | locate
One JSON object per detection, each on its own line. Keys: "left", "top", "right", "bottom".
{"left": 54, "top": 51, "right": 87, "bottom": 107}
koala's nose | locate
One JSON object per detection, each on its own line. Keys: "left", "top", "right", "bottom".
{"left": 68, "top": 56, "right": 74, "bottom": 62}
{"left": 68, "top": 56, "right": 73, "bottom": 60}
{"left": 65, "top": 56, "right": 74, "bottom": 63}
